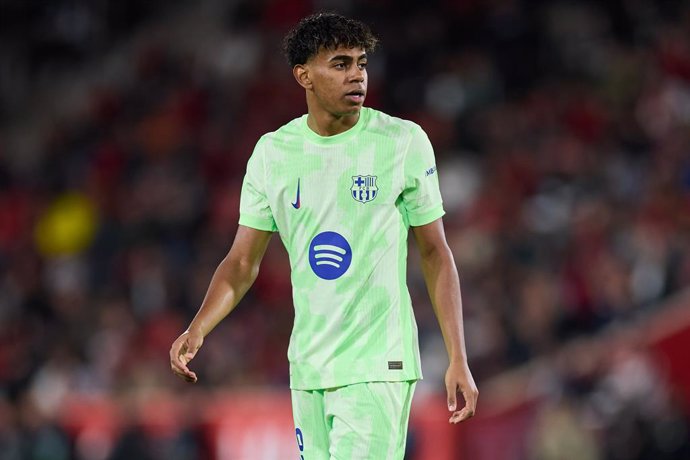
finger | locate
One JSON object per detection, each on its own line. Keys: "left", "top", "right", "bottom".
{"left": 171, "top": 356, "right": 195, "bottom": 380}
{"left": 462, "top": 386, "right": 479, "bottom": 415}
{"left": 171, "top": 355, "right": 197, "bottom": 382}
{"left": 170, "top": 338, "right": 197, "bottom": 381}
{"left": 449, "top": 407, "right": 474, "bottom": 424}
{"left": 180, "top": 346, "right": 201, "bottom": 378}
{"left": 448, "top": 387, "right": 479, "bottom": 424}
{"left": 182, "top": 370, "right": 198, "bottom": 383}
{"left": 169, "top": 336, "right": 187, "bottom": 365}
{"left": 446, "top": 380, "right": 457, "bottom": 412}
{"left": 171, "top": 365, "right": 197, "bottom": 383}
{"left": 170, "top": 342, "right": 190, "bottom": 371}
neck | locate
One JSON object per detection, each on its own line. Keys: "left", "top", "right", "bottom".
{"left": 306, "top": 105, "right": 361, "bottom": 136}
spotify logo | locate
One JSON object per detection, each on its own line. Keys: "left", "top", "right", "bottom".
{"left": 309, "top": 231, "right": 352, "bottom": 280}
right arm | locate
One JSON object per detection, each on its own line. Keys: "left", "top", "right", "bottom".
{"left": 169, "top": 225, "right": 273, "bottom": 382}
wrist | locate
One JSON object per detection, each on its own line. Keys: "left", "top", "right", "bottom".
{"left": 449, "top": 354, "right": 468, "bottom": 366}
{"left": 186, "top": 324, "right": 206, "bottom": 337}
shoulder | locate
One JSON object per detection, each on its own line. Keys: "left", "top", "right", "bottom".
{"left": 259, "top": 115, "right": 306, "bottom": 151}
{"left": 363, "top": 107, "right": 424, "bottom": 139}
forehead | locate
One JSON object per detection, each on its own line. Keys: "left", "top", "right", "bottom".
{"left": 312, "top": 45, "right": 367, "bottom": 62}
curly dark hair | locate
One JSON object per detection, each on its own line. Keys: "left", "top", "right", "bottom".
{"left": 283, "top": 13, "right": 379, "bottom": 67}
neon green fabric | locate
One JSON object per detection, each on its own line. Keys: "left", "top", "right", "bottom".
{"left": 291, "top": 380, "right": 416, "bottom": 459}
{"left": 239, "top": 107, "right": 444, "bottom": 390}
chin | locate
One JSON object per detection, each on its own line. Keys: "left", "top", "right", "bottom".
{"left": 343, "top": 104, "right": 363, "bottom": 115}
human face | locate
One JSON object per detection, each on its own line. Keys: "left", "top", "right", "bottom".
{"left": 300, "top": 46, "right": 368, "bottom": 117}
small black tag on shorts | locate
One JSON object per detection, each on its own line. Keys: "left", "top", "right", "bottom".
{"left": 388, "top": 361, "right": 403, "bottom": 370}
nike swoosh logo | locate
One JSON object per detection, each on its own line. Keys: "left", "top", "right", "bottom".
{"left": 291, "top": 178, "right": 301, "bottom": 209}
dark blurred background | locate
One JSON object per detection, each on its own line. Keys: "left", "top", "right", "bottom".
{"left": 1, "top": 0, "right": 690, "bottom": 459}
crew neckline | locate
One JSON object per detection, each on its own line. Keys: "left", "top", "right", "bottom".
{"left": 301, "top": 107, "right": 370, "bottom": 145}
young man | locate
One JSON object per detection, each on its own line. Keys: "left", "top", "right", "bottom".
{"left": 170, "top": 12, "right": 478, "bottom": 459}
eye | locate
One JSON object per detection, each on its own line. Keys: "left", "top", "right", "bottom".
{"left": 358, "top": 62, "right": 368, "bottom": 70}
{"left": 333, "top": 62, "right": 346, "bottom": 69}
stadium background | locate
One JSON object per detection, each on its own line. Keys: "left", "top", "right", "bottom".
{"left": 1, "top": 0, "right": 690, "bottom": 458}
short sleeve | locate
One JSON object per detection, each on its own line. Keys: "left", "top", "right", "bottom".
{"left": 400, "top": 125, "right": 445, "bottom": 226}
{"left": 239, "top": 138, "right": 278, "bottom": 232}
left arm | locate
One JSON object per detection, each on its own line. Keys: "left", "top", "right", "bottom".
{"left": 412, "top": 218, "right": 478, "bottom": 423}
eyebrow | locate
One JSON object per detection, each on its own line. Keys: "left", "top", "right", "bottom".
{"left": 328, "top": 53, "right": 368, "bottom": 62}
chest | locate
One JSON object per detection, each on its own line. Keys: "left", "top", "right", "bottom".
{"left": 266, "top": 142, "right": 404, "bottom": 215}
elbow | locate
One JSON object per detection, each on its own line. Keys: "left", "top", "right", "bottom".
{"left": 420, "top": 241, "right": 453, "bottom": 264}
{"left": 420, "top": 243, "right": 459, "bottom": 278}
{"left": 238, "top": 256, "right": 261, "bottom": 283}
{"left": 220, "top": 254, "right": 261, "bottom": 285}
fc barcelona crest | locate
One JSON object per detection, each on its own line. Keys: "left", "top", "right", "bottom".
{"left": 351, "top": 175, "right": 379, "bottom": 203}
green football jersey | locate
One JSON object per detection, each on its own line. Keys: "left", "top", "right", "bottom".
{"left": 239, "top": 107, "right": 445, "bottom": 390}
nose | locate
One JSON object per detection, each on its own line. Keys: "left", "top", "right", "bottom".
{"left": 350, "top": 66, "right": 365, "bottom": 82}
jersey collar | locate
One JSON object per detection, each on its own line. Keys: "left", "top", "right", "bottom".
{"left": 301, "top": 108, "right": 370, "bottom": 145}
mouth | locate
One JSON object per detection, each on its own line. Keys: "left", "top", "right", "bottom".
{"left": 345, "top": 89, "right": 366, "bottom": 103}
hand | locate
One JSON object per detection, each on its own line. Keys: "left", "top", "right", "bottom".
{"left": 445, "top": 361, "right": 478, "bottom": 424}
{"left": 170, "top": 329, "right": 204, "bottom": 383}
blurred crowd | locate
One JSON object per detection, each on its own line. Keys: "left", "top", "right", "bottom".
{"left": 1, "top": 0, "right": 690, "bottom": 459}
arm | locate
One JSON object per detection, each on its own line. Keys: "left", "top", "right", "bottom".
{"left": 412, "top": 218, "right": 478, "bottom": 423}
{"left": 169, "top": 225, "right": 273, "bottom": 383}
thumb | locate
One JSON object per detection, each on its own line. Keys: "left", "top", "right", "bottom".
{"left": 446, "top": 380, "right": 457, "bottom": 411}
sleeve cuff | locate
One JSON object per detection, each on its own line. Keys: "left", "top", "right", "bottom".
{"left": 408, "top": 205, "right": 445, "bottom": 227}
{"left": 239, "top": 214, "right": 277, "bottom": 232}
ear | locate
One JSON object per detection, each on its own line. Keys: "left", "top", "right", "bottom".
{"left": 293, "top": 64, "right": 312, "bottom": 90}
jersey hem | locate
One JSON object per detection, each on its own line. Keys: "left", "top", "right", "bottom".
{"left": 289, "top": 372, "right": 423, "bottom": 391}
{"left": 238, "top": 214, "right": 277, "bottom": 232}
{"left": 408, "top": 205, "right": 445, "bottom": 227}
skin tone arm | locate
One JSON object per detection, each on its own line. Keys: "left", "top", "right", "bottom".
{"left": 412, "top": 218, "right": 479, "bottom": 423}
{"left": 169, "top": 225, "right": 273, "bottom": 383}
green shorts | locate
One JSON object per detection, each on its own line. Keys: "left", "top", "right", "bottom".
{"left": 291, "top": 380, "right": 417, "bottom": 460}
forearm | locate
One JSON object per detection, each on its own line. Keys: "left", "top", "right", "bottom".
{"left": 187, "top": 255, "right": 259, "bottom": 337}
{"left": 420, "top": 246, "right": 468, "bottom": 364}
